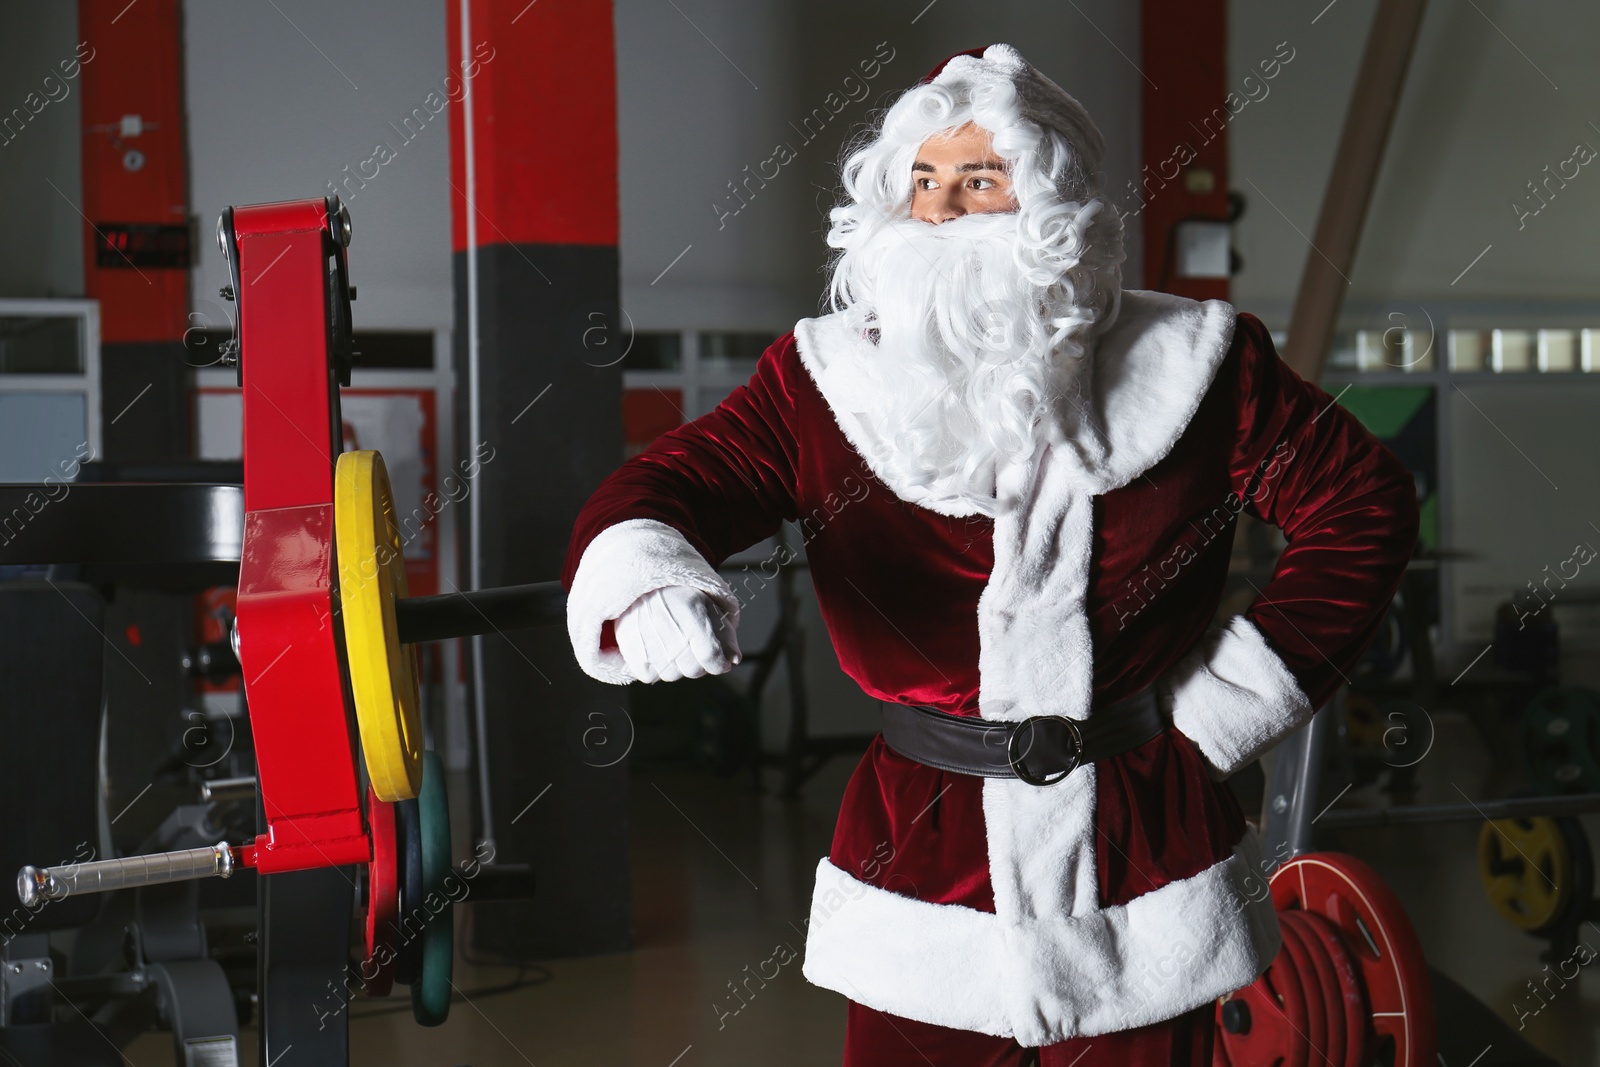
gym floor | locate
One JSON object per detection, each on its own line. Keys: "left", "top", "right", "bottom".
{"left": 114, "top": 720, "right": 1597, "bottom": 1067}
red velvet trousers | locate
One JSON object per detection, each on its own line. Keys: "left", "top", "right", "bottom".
{"left": 844, "top": 998, "right": 1214, "bottom": 1066}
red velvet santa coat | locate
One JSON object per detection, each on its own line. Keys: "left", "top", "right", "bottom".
{"left": 561, "top": 289, "right": 1419, "bottom": 1045}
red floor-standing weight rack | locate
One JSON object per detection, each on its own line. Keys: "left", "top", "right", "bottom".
{"left": 14, "top": 197, "right": 552, "bottom": 1066}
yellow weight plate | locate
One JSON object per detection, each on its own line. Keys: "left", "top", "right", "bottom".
{"left": 1477, "top": 816, "right": 1572, "bottom": 933}
{"left": 336, "top": 450, "right": 422, "bottom": 801}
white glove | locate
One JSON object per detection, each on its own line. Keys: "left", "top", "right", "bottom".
{"left": 613, "top": 585, "right": 741, "bottom": 684}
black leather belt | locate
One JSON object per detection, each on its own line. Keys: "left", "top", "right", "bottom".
{"left": 881, "top": 687, "right": 1167, "bottom": 786}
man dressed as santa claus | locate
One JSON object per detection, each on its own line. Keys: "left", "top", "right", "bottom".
{"left": 562, "top": 44, "right": 1418, "bottom": 1067}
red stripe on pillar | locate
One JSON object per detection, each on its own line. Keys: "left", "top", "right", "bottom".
{"left": 1139, "top": 0, "right": 1229, "bottom": 300}
{"left": 448, "top": 0, "right": 619, "bottom": 250}
{"left": 78, "top": 0, "right": 188, "bottom": 342}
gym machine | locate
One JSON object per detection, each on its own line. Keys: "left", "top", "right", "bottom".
{"left": 0, "top": 482, "right": 249, "bottom": 1066}
{"left": 5, "top": 197, "right": 554, "bottom": 1065}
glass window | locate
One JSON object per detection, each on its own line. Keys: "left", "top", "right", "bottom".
{"left": 1537, "top": 330, "right": 1577, "bottom": 372}
{"left": 1583, "top": 330, "right": 1600, "bottom": 371}
{"left": 0, "top": 393, "right": 87, "bottom": 480}
{"left": 1449, "top": 330, "right": 1487, "bottom": 371}
{"left": 700, "top": 331, "right": 776, "bottom": 373}
{"left": 1491, "top": 329, "right": 1534, "bottom": 372}
{"left": 625, "top": 332, "right": 682, "bottom": 371}
{"left": 0, "top": 316, "right": 82, "bottom": 374}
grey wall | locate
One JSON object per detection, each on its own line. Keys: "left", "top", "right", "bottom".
{"left": 615, "top": 0, "right": 1144, "bottom": 331}
{"left": 0, "top": 3, "right": 86, "bottom": 299}
{"left": 1446, "top": 380, "right": 1600, "bottom": 651}
{"left": 1230, "top": 0, "right": 1600, "bottom": 326}
{"left": 183, "top": 0, "right": 454, "bottom": 333}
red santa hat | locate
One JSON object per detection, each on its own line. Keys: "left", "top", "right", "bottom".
{"left": 919, "top": 47, "right": 989, "bottom": 83}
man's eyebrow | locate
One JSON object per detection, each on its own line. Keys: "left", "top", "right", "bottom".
{"left": 910, "top": 158, "right": 1009, "bottom": 174}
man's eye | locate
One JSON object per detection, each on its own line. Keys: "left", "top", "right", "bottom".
{"left": 970, "top": 177, "right": 996, "bottom": 191}
{"left": 916, "top": 178, "right": 936, "bottom": 191}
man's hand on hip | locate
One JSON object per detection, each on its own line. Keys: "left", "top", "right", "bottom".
{"left": 613, "top": 586, "right": 742, "bottom": 684}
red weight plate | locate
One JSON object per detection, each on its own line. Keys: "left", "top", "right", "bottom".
{"left": 1275, "top": 935, "right": 1314, "bottom": 1067}
{"left": 1281, "top": 911, "right": 1347, "bottom": 1067}
{"left": 1215, "top": 927, "right": 1312, "bottom": 1067}
{"left": 1277, "top": 915, "right": 1332, "bottom": 1067}
{"left": 362, "top": 789, "right": 399, "bottom": 997}
{"left": 1292, "top": 911, "right": 1370, "bottom": 1067}
{"left": 1270, "top": 853, "right": 1435, "bottom": 1067}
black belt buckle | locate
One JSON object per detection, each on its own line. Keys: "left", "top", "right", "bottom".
{"left": 1006, "top": 714, "right": 1084, "bottom": 786}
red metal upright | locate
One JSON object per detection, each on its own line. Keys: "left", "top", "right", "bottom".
{"left": 230, "top": 197, "right": 368, "bottom": 873}
{"left": 1139, "top": 0, "right": 1230, "bottom": 299}
{"left": 77, "top": 0, "right": 188, "bottom": 343}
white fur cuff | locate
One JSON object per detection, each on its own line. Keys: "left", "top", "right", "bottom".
{"left": 565, "top": 519, "right": 740, "bottom": 685}
{"left": 1162, "top": 615, "right": 1315, "bottom": 778}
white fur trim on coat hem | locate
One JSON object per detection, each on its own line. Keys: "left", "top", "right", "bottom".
{"left": 1162, "top": 615, "right": 1315, "bottom": 779}
{"left": 800, "top": 830, "right": 1281, "bottom": 1046}
{"left": 565, "top": 519, "right": 740, "bottom": 685}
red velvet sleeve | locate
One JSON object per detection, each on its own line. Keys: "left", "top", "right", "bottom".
{"left": 559, "top": 334, "right": 803, "bottom": 590}
{"left": 1227, "top": 313, "right": 1420, "bottom": 710}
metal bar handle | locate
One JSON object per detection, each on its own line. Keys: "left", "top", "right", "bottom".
{"left": 17, "top": 843, "right": 235, "bottom": 908}
{"left": 1318, "top": 791, "right": 1600, "bottom": 830}
{"left": 394, "top": 581, "right": 566, "bottom": 644}
{"left": 200, "top": 776, "right": 257, "bottom": 803}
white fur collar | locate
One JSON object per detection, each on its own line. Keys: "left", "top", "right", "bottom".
{"left": 792, "top": 289, "right": 1237, "bottom": 511}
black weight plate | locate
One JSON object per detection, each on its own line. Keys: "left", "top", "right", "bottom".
{"left": 393, "top": 796, "right": 424, "bottom": 985}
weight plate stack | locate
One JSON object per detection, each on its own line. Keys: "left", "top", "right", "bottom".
{"left": 1270, "top": 852, "right": 1435, "bottom": 1067}
{"left": 1218, "top": 852, "right": 1436, "bottom": 1067}
{"left": 1289, "top": 910, "right": 1369, "bottom": 1067}
{"left": 1279, "top": 912, "right": 1345, "bottom": 1067}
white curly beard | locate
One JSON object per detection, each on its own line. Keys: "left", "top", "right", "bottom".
{"left": 827, "top": 210, "right": 1101, "bottom": 509}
